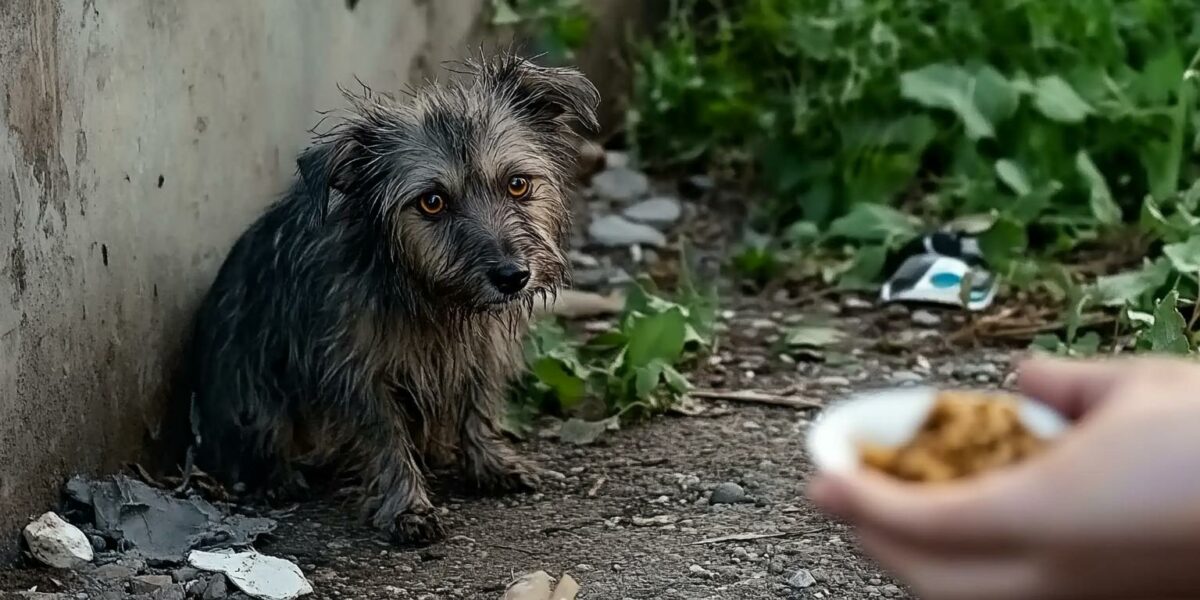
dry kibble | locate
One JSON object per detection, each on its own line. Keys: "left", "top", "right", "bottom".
{"left": 860, "top": 390, "right": 1048, "bottom": 482}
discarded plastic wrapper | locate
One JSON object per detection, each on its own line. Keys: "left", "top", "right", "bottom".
{"left": 805, "top": 387, "right": 1069, "bottom": 474}
{"left": 880, "top": 231, "right": 998, "bottom": 311}
{"left": 189, "top": 549, "right": 313, "bottom": 600}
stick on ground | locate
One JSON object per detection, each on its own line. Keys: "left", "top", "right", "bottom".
{"left": 689, "top": 389, "right": 823, "bottom": 410}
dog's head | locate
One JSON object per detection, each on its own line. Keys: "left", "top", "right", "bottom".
{"left": 297, "top": 55, "right": 600, "bottom": 311}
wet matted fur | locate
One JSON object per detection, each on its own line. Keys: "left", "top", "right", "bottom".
{"left": 187, "top": 54, "right": 600, "bottom": 543}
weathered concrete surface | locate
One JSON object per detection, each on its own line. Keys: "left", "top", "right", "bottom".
{"left": 0, "top": 0, "right": 640, "bottom": 563}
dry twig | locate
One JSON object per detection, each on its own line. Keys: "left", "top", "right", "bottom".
{"left": 689, "top": 389, "right": 823, "bottom": 410}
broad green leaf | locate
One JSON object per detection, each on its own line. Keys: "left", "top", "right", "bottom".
{"left": 1075, "top": 151, "right": 1122, "bottom": 226}
{"left": 1092, "top": 260, "right": 1173, "bottom": 307}
{"left": 661, "top": 364, "right": 690, "bottom": 394}
{"left": 995, "top": 159, "right": 1032, "bottom": 196}
{"left": 1030, "top": 333, "right": 1066, "bottom": 354}
{"left": 634, "top": 362, "right": 664, "bottom": 400}
{"left": 901, "top": 64, "right": 995, "bottom": 139}
{"left": 977, "top": 217, "right": 1028, "bottom": 265}
{"left": 1032, "top": 76, "right": 1093, "bottom": 123}
{"left": 827, "top": 203, "right": 921, "bottom": 245}
{"left": 785, "top": 221, "right": 820, "bottom": 246}
{"left": 1164, "top": 235, "right": 1200, "bottom": 273}
{"left": 784, "top": 325, "right": 846, "bottom": 348}
{"left": 838, "top": 115, "right": 937, "bottom": 152}
{"left": 972, "top": 65, "right": 1020, "bottom": 125}
{"left": 624, "top": 307, "right": 687, "bottom": 368}
{"left": 1071, "top": 331, "right": 1102, "bottom": 356}
{"left": 531, "top": 357, "right": 587, "bottom": 407}
{"left": 838, "top": 244, "right": 890, "bottom": 288}
{"left": 1134, "top": 47, "right": 1184, "bottom": 105}
{"left": 1147, "top": 291, "right": 1191, "bottom": 354}
{"left": 558, "top": 416, "right": 618, "bottom": 446}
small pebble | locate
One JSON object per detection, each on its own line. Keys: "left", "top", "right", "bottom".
{"left": 709, "top": 482, "right": 747, "bottom": 505}
{"left": 788, "top": 568, "right": 817, "bottom": 589}
{"left": 911, "top": 310, "right": 942, "bottom": 327}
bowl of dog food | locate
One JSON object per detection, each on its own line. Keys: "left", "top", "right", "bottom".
{"left": 806, "top": 387, "right": 1069, "bottom": 481}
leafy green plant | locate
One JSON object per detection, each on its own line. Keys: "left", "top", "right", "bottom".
{"left": 506, "top": 275, "right": 718, "bottom": 437}
{"left": 491, "top": 0, "right": 591, "bottom": 63}
{"left": 631, "top": 0, "right": 1200, "bottom": 257}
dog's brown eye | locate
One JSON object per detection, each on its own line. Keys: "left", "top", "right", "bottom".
{"left": 418, "top": 193, "right": 445, "bottom": 216}
{"left": 507, "top": 176, "right": 531, "bottom": 199}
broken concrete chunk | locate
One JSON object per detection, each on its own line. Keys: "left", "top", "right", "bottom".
{"left": 502, "top": 570, "right": 554, "bottom": 600}
{"left": 23, "top": 512, "right": 94, "bottom": 569}
{"left": 549, "top": 574, "right": 580, "bottom": 600}
{"left": 202, "top": 573, "right": 230, "bottom": 600}
{"left": 130, "top": 574, "right": 173, "bottom": 594}
{"left": 65, "top": 475, "right": 275, "bottom": 564}
{"left": 189, "top": 550, "right": 312, "bottom": 600}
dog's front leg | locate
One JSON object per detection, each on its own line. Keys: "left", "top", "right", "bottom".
{"left": 341, "top": 384, "right": 445, "bottom": 544}
{"left": 460, "top": 385, "right": 540, "bottom": 493}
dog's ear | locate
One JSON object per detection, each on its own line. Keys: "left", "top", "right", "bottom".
{"left": 491, "top": 57, "right": 601, "bottom": 133}
{"left": 295, "top": 136, "right": 363, "bottom": 227}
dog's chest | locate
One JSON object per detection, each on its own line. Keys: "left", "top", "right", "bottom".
{"left": 374, "top": 316, "right": 525, "bottom": 407}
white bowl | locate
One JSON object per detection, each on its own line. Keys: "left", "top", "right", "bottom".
{"left": 806, "top": 386, "right": 1070, "bottom": 474}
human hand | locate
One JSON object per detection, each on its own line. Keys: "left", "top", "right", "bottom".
{"left": 807, "top": 357, "right": 1200, "bottom": 600}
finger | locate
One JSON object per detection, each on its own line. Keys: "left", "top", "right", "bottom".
{"left": 808, "top": 468, "right": 1047, "bottom": 550}
{"left": 1017, "top": 356, "right": 1197, "bottom": 419}
{"left": 1016, "top": 357, "right": 1123, "bottom": 419}
{"left": 855, "top": 528, "right": 1043, "bottom": 600}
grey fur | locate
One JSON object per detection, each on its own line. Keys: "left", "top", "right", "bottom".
{"left": 186, "top": 54, "right": 600, "bottom": 544}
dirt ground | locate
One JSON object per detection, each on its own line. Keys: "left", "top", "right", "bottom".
{"left": 0, "top": 288, "right": 1022, "bottom": 599}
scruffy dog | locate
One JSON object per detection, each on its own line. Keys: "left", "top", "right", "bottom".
{"left": 186, "top": 55, "right": 600, "bottom": 543}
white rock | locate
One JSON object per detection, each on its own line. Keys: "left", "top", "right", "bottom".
{"left": 23, "top": 512, "right": 93, "bottom": 569}
{"left": 911, "top": 310, "right": 942, "bottom": 327}
{"left": 550, "top": 574, "right": 580, "bottom": 600}
{"left": 189, "top": 550, "right": 312, "bottom": 600}
{"left": 591, "top": 167, "right": 649, "bottom": 203}
{"left": 502, "top": 570, "right": 554, "bottom": 600}
{"left": 604, "top": 151, "right": 630, "bottom": 170}
{"left": 587, "top": 215, "right": 666, "bottom": 248}
{"left": 788, "top": 568, "right": 817, "bottom": 589}
{"left": 621, "top": 197, "right": 682, "bottom": 229}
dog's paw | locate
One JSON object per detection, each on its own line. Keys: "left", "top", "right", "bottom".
{"left": 475, "top": 462, "right": 541, "bottom": 494}
{"left": 389, "top": 509, "right": 446, "bottom": 546}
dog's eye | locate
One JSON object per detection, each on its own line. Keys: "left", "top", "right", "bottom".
{"left": 507, "top": 176, "right": 531, "bottom": 199}
{"left": 417, "top": 193, "right": 446, "bottom": 216}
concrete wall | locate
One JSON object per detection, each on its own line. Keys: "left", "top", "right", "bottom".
{"left": 0, "top": 0, "right": 643, "bottom": 562}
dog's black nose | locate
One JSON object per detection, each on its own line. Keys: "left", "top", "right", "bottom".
{"left": 488, "top": 263, "right": 531, "bottom": 295}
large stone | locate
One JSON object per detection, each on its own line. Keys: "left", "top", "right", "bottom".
{"left": 130, "top": 575, "right": 173, "bottom": 594}
{"left": 587, "top": 215, "right": 667, "bottom": 248}
{"left": 22, "top": 512, "right": 93, "bottom": 569}
{"left": 591, "top": 167, "right": 650, "bottom": 203}
{"left": 621, "top": 196, "right": 682, "bottom": 229}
